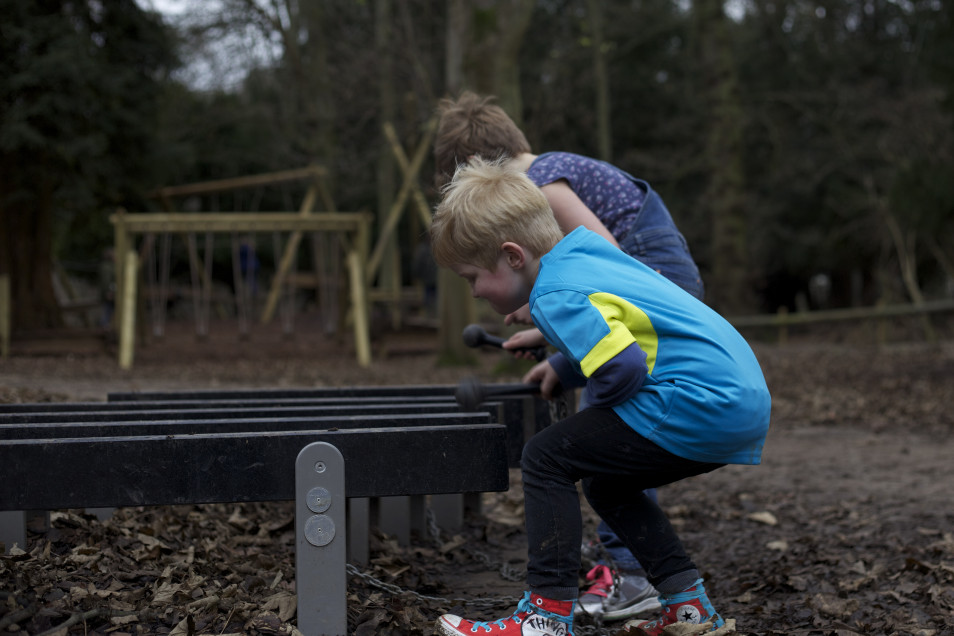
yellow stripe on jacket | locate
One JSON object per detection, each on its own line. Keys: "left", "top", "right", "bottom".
{"left": 579, "top": 292, "right": 658, "bottom": 378}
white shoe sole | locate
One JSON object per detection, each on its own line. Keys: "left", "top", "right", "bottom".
{"left": 601, "top": 595, "right": 662, "bottom": 621}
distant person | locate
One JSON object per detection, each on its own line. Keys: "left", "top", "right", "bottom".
{"left": 238, "top": 237, "right": 260, "bottom": 300}
{"left": 435, "top": 91, "right": 705, "bottom": 621}
{"left": 429, "top": 159, "right": 770, "bottom": 636}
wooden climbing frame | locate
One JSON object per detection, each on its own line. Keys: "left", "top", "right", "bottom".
{"left": 111, "top": 166, "right": 372, "bottom": 369}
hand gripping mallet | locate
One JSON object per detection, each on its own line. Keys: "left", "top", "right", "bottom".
{"left": 454, "top": 376, "right": 542, "bottom": 412}
{"left": 461, "top": 324, "right": 547, "bottom": 362}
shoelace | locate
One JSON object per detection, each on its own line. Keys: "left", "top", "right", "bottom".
{"left": 644, "top": 578, "right": 722, "bottom": 628}
{"left": 659, "top": 579, "right": 707, "bottom": 608}
{"left": 469, "top": 592, "right": 574, "bottom": 632}
{"left": 583, "top": 564, "right": 615, "bottom": 598}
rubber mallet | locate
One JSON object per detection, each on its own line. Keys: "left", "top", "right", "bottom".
{"left": 461, "top": 324, "right": 547, "bottom": 362}
{"left": 454, "top": 376, "right": 542, "bottom": 411}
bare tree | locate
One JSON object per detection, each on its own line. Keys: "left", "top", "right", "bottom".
{"left": 586, "top": 0, "right": 612, "bottom": 162}
{"left": 437, "top": 0, "right": 535, "bottom": 363}
{"left": 693, "top": 0, "right": 754, "bottom": 314}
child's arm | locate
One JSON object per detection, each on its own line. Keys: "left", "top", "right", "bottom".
{"left": 503, "top": 328, "right": 547, "bottom": 360}
{"left": 541, "top": 181, "right": 619, "bottom": 247}
{"left": 579, "top": 344, "right": 648, "bottom": 407}
{"left": 533, "top": 291, "right": 650, "bottom": 408}
{"left": 521, "top": 360, "right": 563, "bottom": 400}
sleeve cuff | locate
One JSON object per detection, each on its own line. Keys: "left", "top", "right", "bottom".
{"left": 548, "top": 353, "right": 588, "bottom": 389}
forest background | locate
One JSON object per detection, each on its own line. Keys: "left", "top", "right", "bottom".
{"left": 2, "top": 0, "right": 953, "bottom": 342}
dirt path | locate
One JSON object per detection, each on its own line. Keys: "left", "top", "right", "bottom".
{"left": 1, "top": 326, "right": 952, "bottom": 635}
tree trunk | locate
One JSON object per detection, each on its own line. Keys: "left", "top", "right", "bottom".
{"left": 375, "top": 0, "right": 402, "bottom": 328}
{"left": 238, "top": 0, "right": 335, "bottom": 171}
{"left": 694, "top": 0, "right": 754, "bottom": 315}
{"left": 436, "top": 0, "right": 534, "bottom": 363}
{"left": 461, "top": 1, "right": 534, "bottom": 117}
{"left": 587, "top": 0, "right": 612, "bottom": 162}
{"left": 437, "top": 0, "right": 478, "bottom": 364}
{"left": 0, "top": 159, "right": 63, "bottom": 331}
{"left": 300, "top": 3, "right": 335, "bottom": 173}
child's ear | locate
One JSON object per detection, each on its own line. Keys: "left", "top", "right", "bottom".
{"left": 501, "top": 242, "right": 526, "bottom": 269}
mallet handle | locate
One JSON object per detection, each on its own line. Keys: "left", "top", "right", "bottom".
{"left": 462, "top": 324, "right": 547, "bottom": 361}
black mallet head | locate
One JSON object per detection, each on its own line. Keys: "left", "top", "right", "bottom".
{"left": 455, "top": 376, "right": 483, "bottom": 412}
{"left": 454, "top": 377, "right": 542, "bottom": 411}
{"left": 462, "top": 323, "right": 500, "bottom": 349}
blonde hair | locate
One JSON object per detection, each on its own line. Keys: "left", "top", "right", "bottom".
{"left": 430, "top": 157, "right": 563, "bottom": 271}
{"left": 434, "top": 91, "right": 532, "bottom": 189}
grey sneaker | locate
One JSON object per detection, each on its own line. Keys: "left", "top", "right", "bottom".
{"left": 575, "top": 565, "right": 661, "bottom": 621}
{"left": 603, "top": 573, "right": 661, "bottom": 621}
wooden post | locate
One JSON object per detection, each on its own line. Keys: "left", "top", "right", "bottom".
{"left": 118, "top": 250, "right": 138, "bottom": 370}
{"left": 112, "top": 209, "right": 128, "bottom": 333}
{"left": 366, "top": 116, "right": 437, "bottom": 283}
{"left": 0, "top": 274, "right": 10, "bottom": 358}
{"left": 383, "top": 122, "right": 433, "bottom": 228}
{"left": 110, "top": 211, "right": 372, "bottom": 368}
{"left": 348, "top": 249, "right": 371, "bottom": 367}
{"left": 260, "top": 169, "right": 329, "bottom": 325}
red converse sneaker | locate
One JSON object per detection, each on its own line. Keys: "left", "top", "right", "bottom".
{"left": 622, "top": 579, "right": 724, "bottom": 635}
{"left": 436, "top": 591, "right": 575, "bottom": 636}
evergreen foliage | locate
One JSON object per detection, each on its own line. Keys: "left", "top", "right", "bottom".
{"left": 0, "top": 0, "right": 176, "bottom": 326}
{"left": 1, "top": 0, "right": 951, "bottom": 327}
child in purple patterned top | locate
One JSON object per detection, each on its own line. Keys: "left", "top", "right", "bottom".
{"left": 435, "top": 93, "right": 703, "bottom": 305}
{"left": 435, "top": 91, "right": 705, "bottom": 623}
{"left": 526, "top": 151, "right": 646, "bottom": 241}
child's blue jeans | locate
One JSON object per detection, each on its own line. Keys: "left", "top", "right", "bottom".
{"left": 521, "top": 407, "right": 723, "bottom": 601}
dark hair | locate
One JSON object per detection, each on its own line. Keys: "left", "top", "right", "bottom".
{"left": 433, "top": 91, "right": 531, "bottom": 188}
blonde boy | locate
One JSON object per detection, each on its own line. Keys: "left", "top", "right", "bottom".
{"left": 432, "top": 158, "right": 769, "bottom": 636}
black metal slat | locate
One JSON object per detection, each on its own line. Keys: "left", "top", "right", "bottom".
{"left": 1, "top": 390, "right": 536, "bottom": 466}
{"left": 0, "top": 424, "right": 509, "bottom": 510}
{"left": 105, "top": 383, "right": 533, "bottom": 402}
{"left": 0, "top": 402, "right": 470, "bottom": 424}
{"left": 107, "top": 385, "right": 461, "bottom": 401}
{"left": 0, "top": 411, "right": 491, "bottom": 439}
{"left": 0, "top": 385, "right": 547, "bottom": 516}
{"left": 0, "top": 395, "right": 453, "bottom": 413}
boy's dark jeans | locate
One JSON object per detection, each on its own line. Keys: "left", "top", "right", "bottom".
{"left": 521, "top": 407, "right": 723, "bottom": 600}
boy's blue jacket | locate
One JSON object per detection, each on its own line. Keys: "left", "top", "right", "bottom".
{"left": 531, "top": 227, "right": 771, "bottom": 465}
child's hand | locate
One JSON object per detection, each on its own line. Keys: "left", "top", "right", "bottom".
{"left": 504, "top": 304, "right": 533, "bottom": 325}
{"left": 522, "top": 360, "right": 561, "bottom": 400}
{"left": 503, "top": 328, "right": 546, "bottom": 360}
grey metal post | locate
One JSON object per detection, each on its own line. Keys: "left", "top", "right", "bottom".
{"left": 430, "top": 494, "right": 464, "bottom": 533}
{"left": 346, "top": 498, "right": 369, "bottom": 565}
{"left": 0, "top": 511, "right": 26, "bottom": 553}
{"left": 296, "top": 442, "right": 347, "bottom": 636}
{"left": 87, "top": 508, "right": 115, "bottom": 521}
{"left": 376, "top": 496, "right": 412, "bottom": 544}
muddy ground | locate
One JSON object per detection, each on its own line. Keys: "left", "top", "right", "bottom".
{"left": 1, "top": 316, "right": 953, "bottom": 636}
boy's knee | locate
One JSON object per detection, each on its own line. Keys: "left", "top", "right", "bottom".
{"left": 581, "top": 476, "right": 617, "bottom": 510}
{"left": 520, "top": 434, "right": 546, "bottom": 473}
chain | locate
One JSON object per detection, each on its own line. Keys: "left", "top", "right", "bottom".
{"left": 345, "top": 563, "right": 517, "bottom": 609}
{"left": 345, "top": 505, "right": 619, "bottom": 633}
{"left": 424, "top": 507, "right": 527, "bottom": 583}
{"left": 343, "top": 507, "right": 523, "bottom": 610}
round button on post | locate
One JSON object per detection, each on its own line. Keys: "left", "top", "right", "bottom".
{"left": 304, "top": 514, "right": 336, "bottom": 547}
{"left": 306, "top": 486, "right": 332, "bottom": 513}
